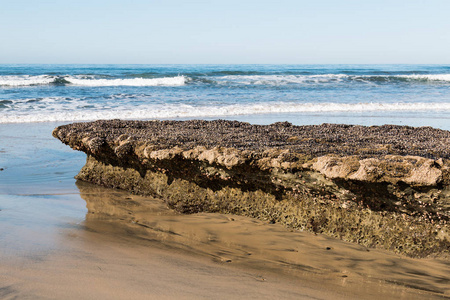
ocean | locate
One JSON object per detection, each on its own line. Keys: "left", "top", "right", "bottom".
{"left": 1, "top": 64, "right": 450, "bottom": 128}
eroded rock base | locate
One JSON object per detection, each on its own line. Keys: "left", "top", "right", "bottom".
{"left": 77, "top": 155, "right": 449, "bottom": 257}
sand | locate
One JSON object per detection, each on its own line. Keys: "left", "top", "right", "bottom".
{"left": 0, "top": 122, "right": 449, "bottom": 299}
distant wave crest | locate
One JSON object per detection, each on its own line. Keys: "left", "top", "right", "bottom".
{"left": 0, "top": 75, "right": 57, "bottom": 87}
{"left": 67, "top": 75, "right": 187, "bottom": 86}
{"left": 212, "top": 74, "right": 450, "bottom": 85}
{"left": 0, "top": 75, "right": 188, "bottom": 87}
{"left": 2, "top": 73, "right": 450, "bottom": 87}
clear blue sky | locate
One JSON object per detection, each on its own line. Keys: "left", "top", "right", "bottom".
{"left": 1, "top": 0, "right": 449, "bottom": 64}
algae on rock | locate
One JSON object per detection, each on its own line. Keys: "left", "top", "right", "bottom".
{"left": 53, "top": 119, "right": 450, "bottom": 257}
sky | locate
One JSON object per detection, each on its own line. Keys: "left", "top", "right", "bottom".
{"left": 1, "top": 0, "right": 449, "bottom": 64}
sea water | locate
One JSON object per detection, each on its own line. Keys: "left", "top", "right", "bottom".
{"left": 1, "top": 64, "right": 450, "bottom": 128}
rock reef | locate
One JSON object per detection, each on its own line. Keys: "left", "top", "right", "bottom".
{"left": 53, "top": 120, "right": 450, "bottom": 257}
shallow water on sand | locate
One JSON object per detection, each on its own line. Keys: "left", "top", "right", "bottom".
{"left": 0, "top": 122, "right": 449, "bottom": 299}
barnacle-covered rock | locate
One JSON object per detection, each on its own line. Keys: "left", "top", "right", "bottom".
{"left": 53, "top": 120, "right": 450, "bottom": 257}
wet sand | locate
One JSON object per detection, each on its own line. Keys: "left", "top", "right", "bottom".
{"left": 0, "top": 193, "right": 335, "bottom": 300}
{"left": 0, "top": 122, "right": 449, "bottom": 299}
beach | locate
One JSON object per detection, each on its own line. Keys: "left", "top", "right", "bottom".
{"left": 0, "top": 121, "right": 449, "bottom": 299}
{"left": 1, "top": 64, "right": 450, "bottom": 298}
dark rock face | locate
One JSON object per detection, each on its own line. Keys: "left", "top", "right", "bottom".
{"left": 53, "top": 120, "right": 450, "bottom": 257}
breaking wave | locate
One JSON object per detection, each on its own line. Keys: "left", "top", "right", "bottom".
{"left": 67, "top": 76, "right": 187, "bottom": 86}
{"left": 0, "top": 75, "right": 188, "bottom": 87}
{"left": 2, "top": 73, "right": 450, "bottom": 87}
{"left": 2, "top": 101, "right": 450, "bottom": 123}
{"left": 212, "top": 74, "right": 450, "bottom": 85}
{"left": 0, "top": 75, "right": 57, "bottom": 87}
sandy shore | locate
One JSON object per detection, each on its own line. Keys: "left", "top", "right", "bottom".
{"left": 0, "top": 122, "right": 449, "bottom": 299}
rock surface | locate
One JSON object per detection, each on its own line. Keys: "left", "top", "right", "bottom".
{"left": 53, "top": 119, "right": 450, "bottom": 257}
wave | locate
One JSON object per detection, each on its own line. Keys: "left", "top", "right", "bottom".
{"left": 214, "top": 75, "right": 348, "bottom": 85}
{"left": 397, "top": 74, "right": 450, "bottom": 81}
{"left": 2, "top": 101, "right": 450, "bottom": 123}
{"left": 0, "top": 75, "right": 57, "bottom": 86}
{"left": 67, "top": 76, "right": 187, "bottom": 86}
{"left": 0, "top": 75, "right": 188, "bottom": 87}
{"left": 2, "top": 73, "right": 450, "bottom": 88}
{"left": 212, "top": 74, "right": 450, "bottom": 85}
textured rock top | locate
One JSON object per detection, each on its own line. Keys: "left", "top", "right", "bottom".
{"left": 53, "top": 119, "right": 450, "bottom": 158}
{"left": 53, "top": 120, "right": 450, "bottom": 187}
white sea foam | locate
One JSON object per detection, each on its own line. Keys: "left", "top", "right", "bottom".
{"left": 0, "top": 75, "right": 188, "bottom": 87}
{"left": 67, "top": 75, "right": 187, "bottom": 86}
{"left": 214, "top": 74, "right": 349, "bottom": 85}
{"left": 397, "top": 74, "right": 450, "bottom": 81}
{"left": 2, "top": 101, "right": 450, "bottom": 123}
{"left": 212, "top": 74, "right": 450, "bottom": 85}
{"left": 2, "top": 74, "right": 450, "bottom": 87}
{"left": 0, "top": 75, "right": 56, "bottom": 86}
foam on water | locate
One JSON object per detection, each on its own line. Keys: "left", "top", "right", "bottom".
{"left": 0, "top": 75, "right": 57, "bottom": 86}
{"left": 2, "top": 101, "right": 450, "bottom": 123}
{"left": 213, "top": 74, "right": 450, "bottom": 85}
{"left": 67, "top": 75, "right": 187, "bottom": 86}
{"left": 0, "top": 75, "right": 188, "bottom": 87}
{"left": 398, "top": 74, "right": 450, "bottom": 81}
{"left": 214, "top": 74, "right": 349, "bottom": 85}
{"left": 3, "top": 73, "right": 450, "bottom": 88}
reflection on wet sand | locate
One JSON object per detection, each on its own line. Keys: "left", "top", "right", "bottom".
{"left": 78, "top": 180, "right": 450, "bottom": 299}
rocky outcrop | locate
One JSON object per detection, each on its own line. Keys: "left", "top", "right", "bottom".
{"left": 53, "top": 120, "right": 450, "bottom": 257}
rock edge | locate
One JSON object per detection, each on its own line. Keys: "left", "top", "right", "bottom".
{"left": 53, "top": 120, "right": 450, "bottom": 257}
